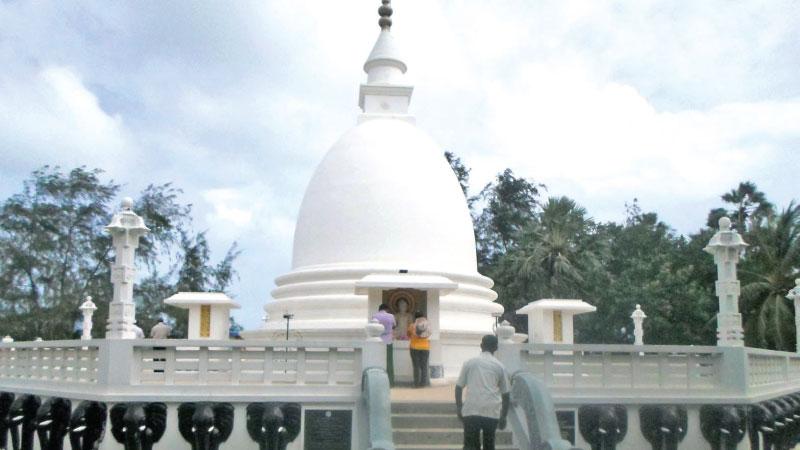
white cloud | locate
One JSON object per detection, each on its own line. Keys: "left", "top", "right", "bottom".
{"left": 1, "top": 1, "right": 798, "bottom": 329}
{"left": 0, "top": 65, "right": 133, "bottom": 176}
{"left": 201, "top": 183, "right": 295, "bottom": 245}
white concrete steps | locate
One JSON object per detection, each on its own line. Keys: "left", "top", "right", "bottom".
{"left": 392, "top": 401, "right": 516, "bottom": 450}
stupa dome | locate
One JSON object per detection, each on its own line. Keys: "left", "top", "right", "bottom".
{"left": 292, "top": 118, "right": 478, "bottom": 274}
{"left": 253, "top": 3, "right": 501, "bottom": 381}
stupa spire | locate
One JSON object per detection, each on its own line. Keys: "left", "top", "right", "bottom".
{"left": 359, "top": 0, "right": 414, "bottom": 117}
{"left": 378, "top": 0, "right": 393, "bottom": 30}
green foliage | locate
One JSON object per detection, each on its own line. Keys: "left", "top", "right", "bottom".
{"left": 474, "top": 169, "right": 545, "bottom": 268}
{"left": 739, "top": 202, "right": 800, "bottom": 350}
{"left": 0, "top": 166, "right": 239, "bottom": 340}
{"left": 444, "top": 151, "right": 471, "bottom": 201}
{"left": 445, "top": 153, "right": 797, "bottom": 349}
{"left": 721, "top": 181, "right": 774, "bottom": 232}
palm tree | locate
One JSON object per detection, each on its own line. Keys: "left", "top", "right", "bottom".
{"left": 740, "top": 202, "right": 800, "bottom": 350}
{"left": 515, "top": 196, "right": 602, "bottom": 299}
{"left": 721, "top": 181, "right": 774, "bottom": 232}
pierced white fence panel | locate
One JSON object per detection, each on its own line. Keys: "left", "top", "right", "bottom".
{"left": 134, "top": 341, "right": 362, "bottom": 387}
{"left": 522, "top": 344, "right": 723, "bottom": 394}
{"left": 0, "top": 341, "right": 100, "bottom": 384}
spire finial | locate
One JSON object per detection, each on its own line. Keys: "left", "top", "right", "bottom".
{"left": 378, "top": 0, "right": 393, "bottom": 30}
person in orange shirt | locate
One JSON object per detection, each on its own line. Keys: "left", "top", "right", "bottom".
{"left": 407, "top": 311, "right": 431, "bottom": 387}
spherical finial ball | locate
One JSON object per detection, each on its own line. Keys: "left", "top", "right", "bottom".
{"left": 122, "top": 197, "right": 134, "bottom": 210}
{"left": 636, "top": 304, "right": 641, "bottom": 309}
{"left": 796, "top": 278, "right": 800, "bottom": 286}
{"left": 378, "top": 0, "right": 393, "bottom": 29}
{"left": 718, "top": 216, "right": 731, "bottom": 231}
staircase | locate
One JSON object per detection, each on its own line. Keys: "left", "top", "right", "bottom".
{"left": 392, "top": 401, "right": 517, "bottom": 450}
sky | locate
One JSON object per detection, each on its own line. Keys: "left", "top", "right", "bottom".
{"left": 1, "top": 1, "right": 798, "bottom": 329}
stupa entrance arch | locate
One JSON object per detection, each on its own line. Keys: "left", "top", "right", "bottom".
{"left": 355, "top": 273, "right": 457, "bottom": 382}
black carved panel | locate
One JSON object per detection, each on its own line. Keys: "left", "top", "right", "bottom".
{"left": 246, "top": 403, "right": 302, "bottom": 450}
{"left": 700, "top": 405, "right": 746, "bottom": 450}
{"left": 303, "top": 409, "right": 351, "bottom": 450}
{"left": 69, "top": 401, "right": 107, "bottom": 450}
{"left": 639, "top": 405, "right": 687, "bottom": 450}
{"left": 178, "top": 402, "right": 234, "bottom": 450}
{"left": 109, "top": 402, "right": 167, "bottom": 450}
{"left": 36, "top": 397, "right": 71, "bottom": 450}
{"left": 9, "top": 394, "right": 41, "bottom": 450}
{"left": 578, "top": 405, "right": 627, "bottom": 450}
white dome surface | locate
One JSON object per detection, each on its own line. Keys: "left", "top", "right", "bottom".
{"left": 292, "top": 118, "right": 478, "bottom": 273}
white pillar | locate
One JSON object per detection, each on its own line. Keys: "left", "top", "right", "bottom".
{"left": 428, "top": 290, "right": 443, "bottom": 380}
{"left": 79, "top": 296, "right": 97, "bottom": 340}
{"left": 631, "top": 304, "right": 647, "bottom": 345}
{"left": 787, "top": 279, "right": 800, "bottom": 353}
{"left": 496, "top": 321, "right": 521, "bottom": 374}
{"left": 105, "top": 197, "right": 149, "bottom": 339}
{"left": 364, "top": 319, "right": 387, "bottom": 370}
{"left": 704, "top": 217, "right": 748, "bottom": 347}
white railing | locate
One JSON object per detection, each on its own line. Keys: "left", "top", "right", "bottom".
{"left": 0, "top": 338, "right": 370, "bottom": 399}
{"left": 0, "top": 340, "right": 102, "bottom": 384}
{"left": 519, "top": 344, "right": 725, "bottom": 401}
{"left": 745, "top": 347, "right": 800, "bottom": 389}
{"left": 133, "top": 340, "right": 362, "bottom": 386}
{"left": 507, "top": 343, "right": 800, "bottom": 403}
{"left": 0, "top": 341, "right": 102, "bottom": 383}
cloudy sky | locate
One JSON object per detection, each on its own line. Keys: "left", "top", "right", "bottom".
{"left": 1, "top": 1, "right": 798, "bottom": 329}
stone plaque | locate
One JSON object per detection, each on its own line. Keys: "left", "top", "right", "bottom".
{"left": 304, "top": 409, "right": 352, "bottom": 450}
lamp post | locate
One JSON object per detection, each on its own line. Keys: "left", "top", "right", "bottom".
{"left": 79, "top": 296, "right": 97, "bottom": 340}
{"left": 704, "top": 217, "right": 747, "bottom": 346}
{"left": 105, "top": 197, "right": 149, "bottom": 339}
{"left": 631, "top": 304, "right": 647, "bottom": 346}
{"left": 787, "top": 279, "right": 800, "bottom": 353}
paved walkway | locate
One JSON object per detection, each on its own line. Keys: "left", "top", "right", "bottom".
{"left": 391, "top": 383, "right": 456, "bottom": 402}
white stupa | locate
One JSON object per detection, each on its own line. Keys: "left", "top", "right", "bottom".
{"left": 249, "top": 1, "right": 502, "bottom": 380}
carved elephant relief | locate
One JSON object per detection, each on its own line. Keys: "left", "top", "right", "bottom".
{"left": 578, "top": 405, "right": 627, "bottom": 450}
{"left": 178, "top": 403, "right": 234, "bottom": 450}
{"left": 0, "top": 392, "right": 15, "bottom": 450}
{"left": 69, "top": 401, "right": 107, "bottom": 450}
{"left": 246, "top": 403, "right": 302, "bottom": 450}
{"left": 700, "top": 405, "right": 747, "bottom": 450}
{"left": 8, "top": 394, "right": 41, "bottom": 450}
{"left": 35, "top": 397, "right": 71, "bottom": 450}
{"left": 749, "top": 402, "right": 776, "bottom": 450}
{"left": 639, "top": 405, "right": 687, "bottom": 450}
{"left": 109, "top": 403, "right": 167, "bottom": 450}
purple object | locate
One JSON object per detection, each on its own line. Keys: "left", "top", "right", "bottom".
{"left": 372, "top": 310, "right": 396, "bottom": 344}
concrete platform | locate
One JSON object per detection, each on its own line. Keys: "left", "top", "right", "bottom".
{"left": 391, "top": 384, "right": 458, "bottom": 403}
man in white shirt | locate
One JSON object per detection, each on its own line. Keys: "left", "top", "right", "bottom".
{"left": 150, "top": 318, "right": 172, "bottom": 339}
{"left": 132, "top": 323, "right": 145, "bottom": 339}
{"left": 455, "top": 334, "right": 510, "bottom": 450}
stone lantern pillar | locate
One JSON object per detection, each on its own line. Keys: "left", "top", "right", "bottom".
{"left": 105, "top": 197, "right": 149, "bottom": 339}
{"left": 79, "top": 296, "right": 97, "bottom": 340}
{"left": 631, "top": 304, "right": 647, "bottom": 345}
{"left": 704, "top": 217, "right": 747, "bottom": 346}
{"left": 787, "top": 279, "right": 800, "bottom": 353}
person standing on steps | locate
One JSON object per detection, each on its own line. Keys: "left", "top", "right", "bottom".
{"left": 408, "top": 311, "right": 431, "bottom": 387}
{"left": 372, "top": 304, "right": 396, "bottom": 385}
{"left": 455, "top": 334, "right": 510, "bottom": 450}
